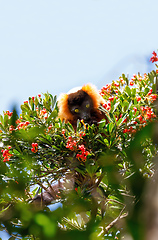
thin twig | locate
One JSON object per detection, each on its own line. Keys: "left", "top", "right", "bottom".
{"left": 98, "top": 207, "right": 128, "bottom": 237}
{"left": 105, "top": 211, "right": 128, "bottom": 232}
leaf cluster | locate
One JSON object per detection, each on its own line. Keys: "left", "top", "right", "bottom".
{"left": 0, "top": 71, "right": 158, "bottom": 239}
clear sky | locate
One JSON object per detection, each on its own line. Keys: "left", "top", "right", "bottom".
{"left": 0, "top": 0, "right": 157, "bottom": 115}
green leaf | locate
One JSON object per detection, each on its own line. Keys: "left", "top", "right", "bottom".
{"left": 21, "top": 103, "right": 30, "bottom": 112}
{"left": 52, "top": 145, "right": 60, "bottom": 150}
{"left": 47, "top": 110, "right": 58, "bottom": 122}
{"left": 112, "top": 101, "right": 121, "bottom": 113}
{"left": 99, "top": 120, "right": 106, "bottom": 128}
{"left": 94, "top": 133, "right": 102, "bottom": 140}
{"left": 129, "top": 111, "right": 133, "bottom": 120}
{"left": 108, "top": 122, "right": 114, "bottom": 133}
{"left": 134, "top": 98, "right": 138, "bottom": 105}
{"left": 50, "top": 94, "right": 57, "bottom": 109}
{"left": 4, "top": 114, "right": 9, "bottom": 127}
{"left": 144, "top": 87, "right": 150, "bottom": 95}
{"left": 0, "top": 115, "right": 4, "bottom": 124}
{"left": 46, "top": 135, "right": 52, "bottom": 142}
{"left": 104, "top": 139, "right": 110, "bottom": 147}
{"left": 10, "top": 108, "right": 18, "bottom": 127}
{"left": 117, "top": 118, "right": 123, "bottom": 126}
{"left": 75, "top": 167, "right": 85, "bottom": 175}
{"left": 122, "top": 100, "right": 129, "bottom": 111}
{"left": 125, "top": 86, "right": 131, "bottom": 96}
{"left": 13, "top": 149, "right": 21, "bottom": 156}
{"left": 131, "top": 88, "right": 136, "bottom": 97}
{"left": 99, "top": 105, "right": 113, "bottom": 122}
{"left": 135, "top": 111, "right": 139, "bottom": 118}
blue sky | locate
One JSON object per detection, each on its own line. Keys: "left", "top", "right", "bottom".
{"left": 0, "top": 0, "right": 157, "bottom": 115}
{"left": 0, "top": 1, "right": 158, "bottom": 238}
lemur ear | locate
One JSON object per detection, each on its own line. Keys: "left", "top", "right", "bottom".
{"left": 82, "top": 84, "right": 105, "bottom": 108}
{"left": 58, "top": 93, "right": 74, "bottom": 121}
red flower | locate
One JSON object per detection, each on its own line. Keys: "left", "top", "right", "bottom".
{"left": 114, "top": 83, "right": 119, "bottom": 87}
{"left": 147, "top": 89, "right": 153, "bottom": 96}
{"left": 123, "top": 118, "right": 127, "bottom": 123}
{"left": 123, "top": 129, "right": 128, "bottom": 133}
{"left": 76, "top": 144, "right": 90, "bottom": 162}
{"left": 2, "top": 147, "right": 13, "bottom": 162}
{"left": 102, "top": 103, "right": 107, "bottom": 109}
{"left": 109, "top": 97, "right": 114, "bottom": 101}
{"left": 78, "top": 144, "right": 85, "bottom": 151}
{"left": 138, "top": 115, "right": 143, "bottom": 122}
{"left": 9, "top": 125, "right": 15, "bottom": 132}
{"left": 5, "top": 111, "right": 13, "bottom": 117}
{"left": 136, "top": 97, "right": 141, "bottom": 102}
{"left": 133, "top": 107, "right": 137, "bottom": 113}
{"left": 40, "top": 108, "right": 47, "bottom": 115}
{"left": 150, "top": 51, "right": 158, "bottom": 63}
{"left": 62, "top": 129, "right": 65, "bottom": 135}
{"left": 17, "top": 121, "right": 29, "bottom": 130}
{"left": 129, "top": 126, "right": 133, "bottom": 132}
{"left": 31, "top": 143, "right": 38, "bottom": 153}
{"left": 150, "top": 94, "right": 157, "bottom": 101}
{"left": 79, "top": 132, "right": 86, "bottom": 137}
{"left": 66, "top": 137, "right": 77, "bottom": 151}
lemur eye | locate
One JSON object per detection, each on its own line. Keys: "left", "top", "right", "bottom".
{"left": 86, "top": 104, "right": 90, "bottom": 108}
{"left": 75, "top": 108, "right": 79, "bottom": 113}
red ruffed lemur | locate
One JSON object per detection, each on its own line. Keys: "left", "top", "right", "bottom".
{"left": 33, "top": 84, "right": 106, "bottom": 206}
{"left": 58, "top": 83, "right": 105, "bottom": 129}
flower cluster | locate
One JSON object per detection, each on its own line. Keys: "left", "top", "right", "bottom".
{"left": 140, "top": 106, "right": 156, "bottom": 121}
{"left": 17, "top": 120, "right": 30, "bottom": 130}
{"left": 35, "top": 107, "right": 48, "bottom": 119}
{"left": 4, "top": 111, "right": 13, "bottom": 117}
{"left": 123, "top": 127, "right": 135, "bottom": 134}
{"left": 8, "top": 119, "right": 30, "bottom": 132}
{"left": 31, "top": 143, "right": 38, "bottom": 153}
{"left": 9, "top": 125, "right": 15, "bottom": 132}
{"left": 76, "top": 145, "right": 90, "bottom": 162}
{"left": 150, "top": 51, "right": 158, "bottom": 63}
{"left": 48, "top": 124, "right": 52, "bottom": 133}
{"left": 66, "top": 136, "right": 77, "bottom": 151}
{"left": 100, "top": 84, "right": 112, "bottom": 96}
{"left": 64, "top": 133, "right": 89, "bottom": 162}
{"left": 102, "top": 102, "right": 111, "bottom": 111}
{"left": 1, "top": 146, "right": 13, "bottom": 162}
{"left": 79, "top": 131, "right": 86, "bottom": 138}
{"left": 100, "top": 63, "right": 157, "bottom": 137}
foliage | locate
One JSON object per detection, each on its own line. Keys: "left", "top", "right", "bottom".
{"left": 0, "top": 52, "right": 158, "bottom": 239}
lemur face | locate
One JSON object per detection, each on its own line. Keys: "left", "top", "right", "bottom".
{"left": 68, "top": 90, "right": 93, "bottom": 123}
{"left": 58, "top": 83, "right": 106, "bottom": 128}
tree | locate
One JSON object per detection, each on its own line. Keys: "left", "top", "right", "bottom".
{"left": 0, "top": 52, "right": 158, "bottom": 240}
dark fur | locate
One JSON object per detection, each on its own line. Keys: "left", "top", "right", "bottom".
{"left": 68, "top": 90, "right": 88, "bottom": 106}
{"left": 68, "top": 89, "right": 105, "bottom": 127}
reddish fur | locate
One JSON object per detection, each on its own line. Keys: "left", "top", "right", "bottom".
{"left": 58, "top": 83, "right": 105, "bottom": 126}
